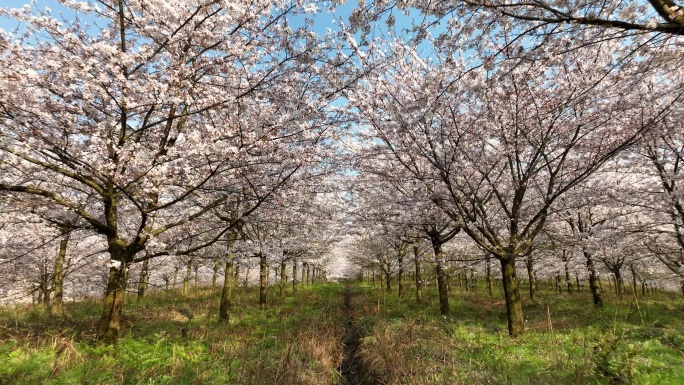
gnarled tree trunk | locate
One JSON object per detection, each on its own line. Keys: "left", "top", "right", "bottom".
{"left": 97, "top": 256, "right": 129, "bottom": 344}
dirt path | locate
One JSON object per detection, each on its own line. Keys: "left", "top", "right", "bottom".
{"left": 340, "top": 284, "right": 374, "bottom": 385}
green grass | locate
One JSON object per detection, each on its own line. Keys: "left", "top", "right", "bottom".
{"left": 354, "top": 281, "right": 684, "bottom": 384}
{"left": 0, "top": 284, "right": 345, "bottom": 385}
{"left": 1, "top": 280, "right": 682, "bottom": 384}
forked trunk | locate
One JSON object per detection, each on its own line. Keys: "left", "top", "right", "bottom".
{"left": 500, "top": 257, "right": 524, "bottom": 337}
{"left": 50, "top": 230, "right": 70, "bottom": 316}
{"left": 614, "top": 268, "right": 625, "bottom": 298}
{"left": 97, "top": 259, "right": 129, "bottom": 344}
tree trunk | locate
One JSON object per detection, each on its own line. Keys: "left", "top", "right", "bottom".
{"left": 614, "top": 268, "right": 624, "bottom": 298}
{"left": 629, "top": 264, "right": 638, "bottom": 295}
{"left": 183, "top": 259, "right": 192, "bottom": 295}
{"left": 38, "top": 260, "right": 50, "bottom": 307}
{"left": 97, "top": 259, "right": 128, "bottom": 344}
{"left": 486, "top": 255, "right": 493, "bottom": 297}
{"left": 218, "top": 256, "right": 234, "bottom": 322}
{"left": 470, "top": 269, "right": 476, "bottom": 291}
{"left": 212, "top": 259, "right": 221, "bottom": 288}
{"left": 137, "top": 259, "right": 149, "bottom": 300}
{"left": 50, "top": 230, "right": 70, "bottom": 315}
{"left": 379, "top": 268, "right": 384, "bottom": 290}
{"left": 414, "top": 246, "right": 423, "bottom": 304}
{"left": 500, "top": 257, "right": 524, "bottom": 337}
{"left": 259, "top": 253, "right": 267, "bottom": 310}
{"left": 433, "top": 241, "right": 449, "bottom": 316}
{"left": 280, "top": 260, "right": 287, "bottom": 297}
{"left": 306, "top": 264, "right": 310, "bottom": 285}
{"left": 301, "top": 262, "right": 306, "bottom": 286}
{"left": 398, "top": 254, "right": 404, "bottom": 298}
{"left": 292, "top": 258, "right": 298, "bottom": 293}
{"left": 463, "top": 271, "right": 469, "bottom": 292}
{"left": 385, "top": 269, "right": 391, "bottom": 292}
{"left": 564, "top": 260, "right": 572, "bottom": 294}
{"left": 584, "top": 251, "right": 603, "bottom": 307}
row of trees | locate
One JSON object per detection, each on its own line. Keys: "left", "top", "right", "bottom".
{"left": 342, "top": 0, "right": 684, "bottom": 337}
{"left": 0, "top": 0, "right": 349, "bottom": 344}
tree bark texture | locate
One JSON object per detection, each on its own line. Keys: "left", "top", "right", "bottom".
{"left": 500, "top": 257, "right": 524, "bottom": 337}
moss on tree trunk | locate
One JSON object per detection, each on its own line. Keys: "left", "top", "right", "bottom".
{"left": 500, "top": 257, "right": 524, "bottom": 337}
{"left": 97, "top": 259, "right": 128, "bottom": 344}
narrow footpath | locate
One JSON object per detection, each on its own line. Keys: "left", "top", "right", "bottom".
{"left": 340, "top": 284, "right": 375, "bottom": 385}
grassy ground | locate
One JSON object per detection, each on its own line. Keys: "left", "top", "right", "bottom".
{"left": 353, "top": 281, "right": 684, "bottom": 385}
{"left": 1, "top": 281, "right": 682, "bottom": 384}
{"left": 0, "top": 284, "right": 345, "bottom": 385}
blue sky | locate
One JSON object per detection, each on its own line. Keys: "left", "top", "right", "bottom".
{"left": 0, "top": 0, "right": 359, "bottom": 36}
{"left": 0, "top": 1, "right": 437, "bottom": 46}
